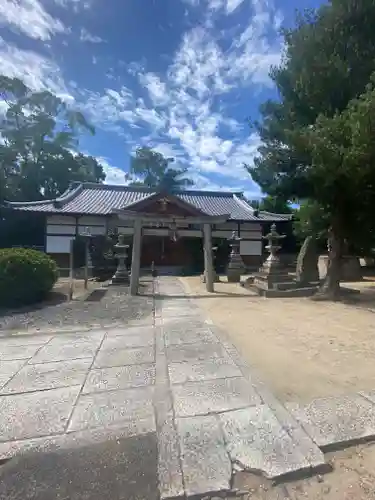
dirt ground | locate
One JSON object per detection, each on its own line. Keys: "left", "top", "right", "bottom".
{"left": 180, "top": 276, "right": 375, "bottom": 403}
{"left": 181, "top": 276, "right": 375, "bottom": 500}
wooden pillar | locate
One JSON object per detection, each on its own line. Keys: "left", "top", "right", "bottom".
{"left": 130, "top": 219, "right": 142, "bottom": 296}
{"left": 203, "top": 223, "right": 214, "bottom": 292}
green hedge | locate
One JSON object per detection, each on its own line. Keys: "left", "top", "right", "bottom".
{"left": 0, "top": 248, "right": 58, "bottom": 307}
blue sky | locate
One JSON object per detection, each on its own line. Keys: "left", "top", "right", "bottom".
{"left": 0, "top": 0, "right": 323, "bottom": 198}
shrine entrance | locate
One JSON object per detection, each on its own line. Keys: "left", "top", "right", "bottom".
{"left": 113, "top": 191, "right": 230, "bottom": 294}
{"left": 140, "top": 236, "right": 193, "bottom": 268}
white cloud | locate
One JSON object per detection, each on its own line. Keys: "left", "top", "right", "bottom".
{"left": 225, "top": 0, "right": 244, "bottom": 13}
{"left": 80, "top": 28, "right": 105, "bottom": 43}
{"left": 54, "top": 0, "right": 92, "bottom": 12}
{"left": 139, "top": 73, "right": 168, "bottom": 106}
{"left": 0, "top": 0, "right": 282, "bottom": 193}
{"left": 96, "top": 157, "right": 127, "bottom": 185}
{"left": 74, "top": 0, "right": 282, "bottom": 191}
{"left": 0, "top": 37, "right": 71, "bottom": 98}
{"left": 0, "top": 0, "right": 66, "bottom": 40}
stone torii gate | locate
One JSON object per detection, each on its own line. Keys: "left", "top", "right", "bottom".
{"left": 114, "top": 209, "right": 229, "bottom": 295}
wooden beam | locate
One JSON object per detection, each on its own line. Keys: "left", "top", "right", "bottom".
{"left": 113, "top": 210, "right": 230, "bottom": 225}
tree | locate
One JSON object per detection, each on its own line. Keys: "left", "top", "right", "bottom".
{"left": 293, "top": 200, "right": 328, "bottom": 244}
{"left": 250, "top": 195, "right": 293, "bottom": 214}
{"left": 0, "top": 76, "right": 105, "bottom": 202}
{"left": 246, "top": 0, "right": 375, "bottom": 299}
{"left": 127, "top": 147, "right": 193, "bottom": 190}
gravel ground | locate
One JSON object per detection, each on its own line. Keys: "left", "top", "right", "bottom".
{"left": 0, "top": 281, "right": 154, "bottom": 333}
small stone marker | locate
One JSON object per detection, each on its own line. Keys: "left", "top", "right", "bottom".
{"left": 296, "top": 236, "right": 319, "bottom": 285}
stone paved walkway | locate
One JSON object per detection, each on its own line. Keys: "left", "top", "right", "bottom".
{"left": 3, "top": 278, "right": 375, "bottom": 498}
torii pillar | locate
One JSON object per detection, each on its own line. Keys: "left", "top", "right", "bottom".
{"left": 130, "top": 219, "right": 142, "bottom": 296}
{"left": 203, "top": 223, "right": 214, "bottom": 293}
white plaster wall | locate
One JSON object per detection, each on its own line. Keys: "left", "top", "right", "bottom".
{"left": 47, "top": 215, "right": 76, "bottom": 225}
{"left": 212, "top": 230, "right": 261, "bottom": 239}
{"left": 77, "top": 225, "right": 106, "bottom": 236}
{"left": 240, "top": 240, "right": 262, "bottom": 256}
{"left": 44, "top": 215, "right": 263, "bottom": 254}
{"left": 47, "top": 224, "right": 75, "bottom": 235}
{"left": 46, "top": 235, "right": 72, "bottom": 253}
{"left": 241, "top": 222, "right": 262, "bottom": 231}
{"left": 215, "top": 222, "right": 238, "bottom": 231}
{"left": 78, "top": 215, "right": 106, "bottom": 226}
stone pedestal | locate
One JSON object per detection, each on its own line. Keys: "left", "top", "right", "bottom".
{"left": 226, "top": 232, "right": 245, "bottom": 283}
{"left": 250, "top": 224, "right": 318, "bottom": 297}
{"left": 110, "top": 234, "right": 130, "bottom": 286}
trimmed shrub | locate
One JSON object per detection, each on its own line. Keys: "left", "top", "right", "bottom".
{"left": 0, "top": 248, "right": 58, "bottom": 307}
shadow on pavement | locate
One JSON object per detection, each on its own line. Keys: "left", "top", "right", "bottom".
{"left": 0, "top": 432, "right": 159, "bottom": 500}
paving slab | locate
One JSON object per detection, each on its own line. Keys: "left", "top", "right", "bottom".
{"left": 164, "top": 325, "right": 217, "bottom": 346}
{"left": 162, "top": 308, "right": 203, "bottom": 319}
{"left": 0, "top": 385, "right": 81, "bottom": 441}
{"left": 286, "top": 394, "right": 375, "bottom": 450}
{"left": 157, "top": 417, "right": 185, "bottom": 499}
{"left": 166, "top": 340, "right": 228, "bottom": 363}
{"left": 48, "top": 331, "right": 106, "bottom": 345}
{"left": 1, "top": 359, "right": 92, "bottom": 394}
{"left": 68, "top": 386, "right": 155, "bottom": 432}
{"left": 0, "top": 359, "right": 27, "bottom": 389}
{"left": 0, "top": 335, "right": 52, "bottom": 346}
{"left": 172, "top": 377, "right": 262, "bottom": 417}
{"left": 220, "top": 406, "right": 323, "bottom": 479}
{"left": 176, "top": 414, "right": 232, "bottom": 496}
{"left": 104, "top": 325, "right": 155, "bottom": 338}
{"left": 0, "top": 417, "right": 156, "bottom": 461}
{"left": 100, "top": 332, "right": 155, "bottom": 349}
{"left": 29, "top": 341, "right": 98, "bottom": 364}
{"left": 169, "top": 357, "right": 241, "bottom": 384}
{"left": 82, "top": 363, "right": 155, "bottom": 393}
{"left": 0, "top": 343, "right": 44, "bottom": 360}
{"left": 94, "top": 346, "right": 155, "bottom": 368}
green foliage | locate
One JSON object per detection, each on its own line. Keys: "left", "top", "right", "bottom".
{"left": 0, "top": 75, "right": 105, "bottom": 202}
{"left": 245, "top": 0, "right": 375, "bottom": 296}
{"left": 127, "top": 147, "right": 193, "bottom": 190}
{"left": 293, "top": 200, "right": 329, "bottom": 243}
{"left": 0, "top": 248, "right": 58, "bottom": 307}
{"left": 247, "top": 0, "right": 375, "bottom": 203}
{"left": 250, "top": 195, "right": 293, "bottom": 214}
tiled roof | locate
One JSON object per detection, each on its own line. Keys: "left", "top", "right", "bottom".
{"left": 5, "top": 182, "right": 291, "bottom": 222}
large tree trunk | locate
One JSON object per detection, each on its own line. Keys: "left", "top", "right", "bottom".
{"left": 313, "top": 226, "right": 342, "bottom": 300}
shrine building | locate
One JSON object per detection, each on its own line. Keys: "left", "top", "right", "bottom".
{"left": 5, "top": 182, "right": 291, "bottom": 273}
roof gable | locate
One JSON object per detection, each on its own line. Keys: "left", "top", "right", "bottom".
{"left": 121, "top": 191, "right": 206, "bottom": 217}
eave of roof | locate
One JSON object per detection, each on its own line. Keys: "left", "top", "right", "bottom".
{"left": 4, "top": 182, "right": 292, "bottom": 222}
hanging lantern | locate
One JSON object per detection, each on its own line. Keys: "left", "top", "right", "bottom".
{"left": 168, "top": 221, "right": 179, "bottom": 242}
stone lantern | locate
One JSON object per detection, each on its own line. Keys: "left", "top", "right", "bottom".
{"left": 261, "top": 223, "right": 286, "bottom": 273}
{"left": 226, "top": 231, "right": 245, "bottom": 283}
{"left": 110, "top": 234, "right": 130, "bottom": 285}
